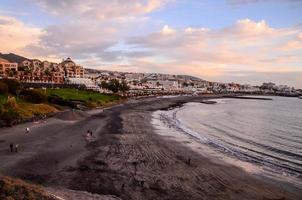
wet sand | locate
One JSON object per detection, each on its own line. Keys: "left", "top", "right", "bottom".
{"left": 0, "top": 95, "right": 301, "bottom": 200}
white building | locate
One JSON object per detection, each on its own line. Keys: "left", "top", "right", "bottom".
{"left": 160, "top": 80, "right": 179, "bottom": 90}
{"left": 241, "top": 84, "right": 260, "bottom": 93}
{"left": 66, "top": 78, "right": 101, "bottom": 91}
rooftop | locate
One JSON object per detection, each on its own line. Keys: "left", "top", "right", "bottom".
{"left": 0, "top": 58, "right": 10, "bottom": 63}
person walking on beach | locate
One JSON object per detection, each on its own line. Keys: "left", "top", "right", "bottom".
{"left": 9, "top": 143, "right": 14, "bottom": 152}
{"left": 187, "top": 157, "right": 191, "bottom": 166}
{"left": 15, "top": 144, "right": 19, "bottom": 152}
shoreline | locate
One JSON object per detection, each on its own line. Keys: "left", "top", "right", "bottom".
{"left": 0, "top": 95, "right": 301, "bottom": 199}
{"left": 152, "top": 102, "right": 302, "bottom": 196}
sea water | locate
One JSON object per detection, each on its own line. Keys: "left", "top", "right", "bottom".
{"left": 152, "top": 96, "right": 302, "bottom": 187}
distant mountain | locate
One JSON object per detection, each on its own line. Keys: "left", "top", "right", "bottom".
{"left": 175, "top": 75, "right": 204, "bottom": 81}
{"left": 0, "top": 53, "right": 29, "bottom": 64}
{"left": 85, "top": 68, "right": 109, "bottom": 74}
{"left": 85, "top": 68, "right": 205, "bottom": 82}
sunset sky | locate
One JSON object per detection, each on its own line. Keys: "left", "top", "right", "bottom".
{"left": 0, "top": 0, "right": 301, "bottom": 87}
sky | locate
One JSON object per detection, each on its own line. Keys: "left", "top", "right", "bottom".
{"left": 0, "top": 0, "right": 302, "bottom": 87}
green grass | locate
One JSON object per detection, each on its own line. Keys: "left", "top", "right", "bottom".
{"left": 0, "top": 88, "right": 121, "bottom": 125}
{"left": 45, "top": 88, "right": 120, "bottom": 104}
{"left": 0, "top": 93, "right": 58, "bottom": 122}
{"left": 0, "top": 94, "right": 32, "bottom": 106}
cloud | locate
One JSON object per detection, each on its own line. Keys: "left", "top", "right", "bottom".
{"left": 26, "top": 0, "right": 171, "bottom": 20}
{"left": 25, "top": 19, "right": 118, "bottom": 58}
{"left": 226, "top": 0, "right": 262, "bottom": 5}
{"left": 215, "top": 70, "right": 302, "bottom": 87}
{"left": 126, "top": 19, "right": 302, "bottom": 86}
{"left": 280, "top": 33, "right": 302, "bottom": 51}
{"left": 1, "top": 1, "right": 302, "bottom": 88}
{"left": 23, "top": 15, "right": 156, "bottom": 63}
{"left": 161, "top": 25, "right": 176, "bottom": 35}
{"left": 15, "top": 0, "right": 173, "bottom": 62}
{"left": 221, "top": 19, "right": 274, "bottom": 37}
{"left": 128, "top": 19, "right": 285, "bottom": 51}
{"left": 0, "top": 15, "right": 44, "bottom": 55}
{"left": 226, "top": 0, "right": 302, "bottom": 6}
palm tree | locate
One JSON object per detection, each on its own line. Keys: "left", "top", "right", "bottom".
{"left": 44, "top": 68, "right": 51, "bottom": 76}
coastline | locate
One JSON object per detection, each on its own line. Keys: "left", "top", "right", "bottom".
{"left": 0, "top": 95, "right": 301, "bottom": 199}
{"left": 152, "top": 100, "right": 302, "bottom": 196}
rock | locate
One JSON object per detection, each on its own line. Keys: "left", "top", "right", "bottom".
{"left": 200, "top": 100, "right": 217, "bottom": 104}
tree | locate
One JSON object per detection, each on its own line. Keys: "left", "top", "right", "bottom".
{"left": 108, "top": 79, "right": 120, "bottom": 93}
{"left": 100, "top": 79, "right": 129, "bottom": 93}
{"left": 20, "top": 89, "right": 47, "bottom": 103}
{"left": 120, "top": 80, "right": 129, "bottom": 93}
{"left": 5, "top": 69, "right": 16, "bottom": 77}
{"left": 44, "top": 68, "right": 51, "bottom": 76}
{"left": 100, "top": 81, "right": 109, "bottom": 89}
{"left": 183, "top": 82, "right": 189, "bottom": 87}
{"left": 1, "top": 79, "right": 20, "bottom": 95}
{"left": 24, "top": 67, "right": 31, "bottom": 75}
{"left": 0, "top": 82, "right": 9, "bottom": 94}
{"left": 0, "top": 107, "right": 19, "bottom": 126}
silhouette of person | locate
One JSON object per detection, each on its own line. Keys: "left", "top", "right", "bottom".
{"left": 9, "top": 143, "right": 14, "bottom": 152}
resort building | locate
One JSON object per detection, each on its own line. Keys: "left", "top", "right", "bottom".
{"left": 17, "top": 58, "right": 86, "bottom": 83}
{"left": 59, "top": 58, "right": 84, "bottom": 78}
{"left": 0, "top": 58, "right": 18, "bottom": 78}
{"left": 18, "top": 59, "right": 65, "bottom": 83}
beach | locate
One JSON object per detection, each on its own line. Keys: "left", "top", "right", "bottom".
{"left": 0, "top": 95, "right": 301, "bottom": 200}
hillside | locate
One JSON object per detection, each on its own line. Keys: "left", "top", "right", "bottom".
{"left": 0, "top": 53, "right": 29, "bottom": 64}
{"left": 85, "top": 68, "right": 205, "bottom": 82}
{"left": 0, "top": 176, "right": 56, "bottom": 200}
{"left": 0, "top": 78, "right": 121, "bottom": 127}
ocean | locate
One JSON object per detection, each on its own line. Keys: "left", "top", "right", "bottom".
{"left": 152, "top": 96, "right": 302, "bottom": 186}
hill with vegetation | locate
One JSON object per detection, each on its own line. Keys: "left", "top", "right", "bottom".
{"left": 0, "top": 176, "right": 56, "bottom": 200}
{"left": 0, "top": 79, "right": 121, "bottom": 127}
{"left": 0, "top": 53, "right": 29, "bottom": 64}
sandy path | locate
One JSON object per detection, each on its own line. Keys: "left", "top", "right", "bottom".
{"left": 0, "top": 96, "right": 301, "bottom": 200}
{"left": 0, "top": 110, "right": 108, "bottom": 184}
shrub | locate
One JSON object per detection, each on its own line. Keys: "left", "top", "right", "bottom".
{"left": 4, "top": 96, "right": 18, "bottom": 109}
{"left": 0, "top": 176, "right": 56, "bottom": 200}
{"left": 0, "top": 108, "right": 19, "bottom": 126}
{"left": 16, "top": 103, "right": 58, "bottom": 118}
{"left": 101, "top": 79, "right": 129, "bottom": 93}
{"left": 48, "top": 95, "right": 77, "bottom": 108}
{"left": 20, "top": 90, "right": 47, "bottom": 103}
{"left": 0, "top": 82, "right": 9, "bottom": 94}
{"left": 120, "top": 80, "right": 130, "bottom": 92}
{"left": 1, "top": 79, "right": 20, "bottom": 95}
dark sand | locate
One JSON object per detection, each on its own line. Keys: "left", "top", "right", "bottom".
{"left": 0, "top": 95, "right": 301, "bottom": 200}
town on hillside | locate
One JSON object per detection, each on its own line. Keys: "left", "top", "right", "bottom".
{"left": 0, "top": 53, "right": 301, "bottom": 97}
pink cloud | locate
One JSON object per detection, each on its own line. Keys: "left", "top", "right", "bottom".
{"left": 27, "top": 0, "right": 171, "bottom": 20}
{"left": 0, "top": 15, "right": 44, "bottom": 55}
